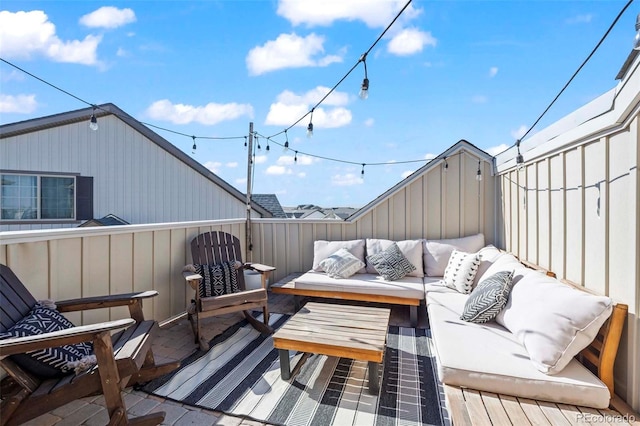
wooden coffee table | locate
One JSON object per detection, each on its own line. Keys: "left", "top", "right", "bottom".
{"left": 272, "top": 302, "right": 391, "bottom": 394}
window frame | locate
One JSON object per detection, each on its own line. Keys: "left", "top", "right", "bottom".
{"left": 0, "top": 171, "right": 83, "bottom": 224}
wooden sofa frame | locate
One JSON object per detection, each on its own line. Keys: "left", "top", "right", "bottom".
{"left": 445, "top": 257, "right": 638, "bottom": 425}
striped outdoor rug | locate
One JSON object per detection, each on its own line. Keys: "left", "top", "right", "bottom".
{"left": 143, "top": 313, "right": 449, "bottom": 426}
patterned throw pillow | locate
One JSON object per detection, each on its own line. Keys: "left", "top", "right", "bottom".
{"left": 319, "top": 248, "right": 366, "bottom": 279}
{"left": 461, "top": 270, "right": 515, "bottom": 323}
{"left": 195, "top": 261, "right": 240, "bottom": 297}
{"left": 366, "top": 242, "right": 416, "bottom": 281}
{"left": 0, "top": 303, "right": 94, "bottom": 377}
{"left": 441, "top": 249, "right": 481, "bottom": 294}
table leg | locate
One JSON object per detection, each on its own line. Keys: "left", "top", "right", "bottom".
{"left": 368, "top": 361, "right": 380, "bottom": 394}
{"left": 293, "top": 296, "right": 301, "bottom": 312}
{"left": 279, "top": 349, "right": 291, "bottom": 380}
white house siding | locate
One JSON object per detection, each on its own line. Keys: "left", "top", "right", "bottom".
{"left": 0, "top": 113, "right": 252, "bottom": 231}
{"left": 495, "top": 52, "right": 640, "bottom": 411}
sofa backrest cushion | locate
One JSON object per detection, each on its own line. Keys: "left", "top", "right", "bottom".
{"left": 472, "top": 245, "right": 505, "bottom": 288}
{"left": 365, "top": 239, "right": 424, "bottom": 277}
{"left": 423, "top": 233, "right": 485, "bottom": 277}
{"left": 312, "top": 240, "right": 366, "bottom": 273}
{"left": 496, "top": 269, "right": 613, "bottom": 375}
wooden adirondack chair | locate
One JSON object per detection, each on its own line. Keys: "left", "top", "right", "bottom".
{"left": 0, "top": 264, "right": 180, "bottom": 426}
{"left": 183, "top": 231, "right": 276, "bottom": 351}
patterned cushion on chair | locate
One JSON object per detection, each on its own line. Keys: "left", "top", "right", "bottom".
{"left": 366, "top": 242, "right": 416, "bottom": 281}
{"left": 0, "top": 303, "right": 94, "bottom": 377}
{"left": 195, "top": 261, "right": 241, "bottom": 297}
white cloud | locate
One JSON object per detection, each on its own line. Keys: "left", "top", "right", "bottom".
{"left": 246, "top": 33, "right": 343, "bottom": 76}
{"left": 425, "top": 153, "right": 436, "bottom": 160}
{"left": 266, "top": 165, "right": 293, "bottom": 175}
{"left": 226, "top": 162, "right": 238, "bottom": 168}
{"left": 364, "top": 118, "right": 375, "bottom": 127}
{"left": 116, "top": 47, "right": 130, "bottom": 57}
{"left": 1, "top": 70, "right": 25, "bottom": 82}
{"left": 265, "top": 86, "right": 352, "bottom": 128}
{"left": 331, "top": 173, "right": 363, "bottom": 186}
{"left": 387, "top": 28, "right": 436, "bottom": 56}
{"left": 472, "top": 95, "right": 488, "bottom": 104}
{"left": 79, "top": 7, "right": 136, "bottom": 29}
{"left": 401, "top": 170, "right": 414, "bottom": 179}
{"left": 277, "top": 154, "right": 316, "bottom": 165}
{"left": 511, "top": 125, "right": 528, "bottom": 140}
{"left": 0, "top": 11, "right": 102, "bottom": 65}
{"left": 277, "top": 0, "right": 421, "bottom": 28}
{"left": 566, "top": 14, "right": 593, "bottom": 24}
{"left": 145, "top": 99, "right": 253, "bottom": 125}
{"left": 254, "top": 155, "right": 268, "bottom": 164}
{"left": 0, "top": 94, "right": 37, "bottom": 113}
{"left": 489, "top": 67, "right": 498, "bottom": 77}
{"left": 297, "top": 172, "right": 307, "bottom": 178}
{"left": 204, "top": 161, "right": 222, "bottom": 173}
{"left": 485, "top": 143, "right": 510, "bottom": 156}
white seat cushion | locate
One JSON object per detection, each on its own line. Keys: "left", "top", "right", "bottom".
{"left": 427, "top": 291, "right": 610, "bottom": 409}
{"left": 293, "top": 271, "right": 425, "bottom": 300}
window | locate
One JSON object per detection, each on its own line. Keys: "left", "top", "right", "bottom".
{"left": 1, "top": 173, "right": 93, "bottom": 221}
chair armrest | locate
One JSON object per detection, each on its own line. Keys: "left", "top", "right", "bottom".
{"left": 0, "top": 318, "right": 135, "bottom": 358}
{"left": 245, "top": 263, "right": 276, "bottom": 273}
{"left": 56, "top": 291, "right": 159, "bottom": 313}
{"left": 183, "top": 271, "right": 202, "bottom": 291}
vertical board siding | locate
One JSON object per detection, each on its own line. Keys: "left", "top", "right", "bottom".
{"left": 0, "top": 115, "right": 250, "bottom": 231}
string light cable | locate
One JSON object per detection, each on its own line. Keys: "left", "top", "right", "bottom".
{"left": 266, "top": 0, "right": 413, "bottom": 140}
{"left": 497, "top": 0, "right": 635, "bottom": 161}
{"left": 0, "top": 58, "right": 247, "bottom": 146}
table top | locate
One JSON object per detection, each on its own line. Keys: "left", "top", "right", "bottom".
{"left": 272, "top": 302, "right": 391, "bottom": 363}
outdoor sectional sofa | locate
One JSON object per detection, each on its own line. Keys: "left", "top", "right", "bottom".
{"left": 271, "top": 233, "right": 628, "bottom": 412}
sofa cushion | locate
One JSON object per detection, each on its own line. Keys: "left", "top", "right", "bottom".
{"left": 294, "top": 271, "right": 425, "bottom": 300}
{"left": 318, "top": 248, "right": 366, "bottom": 279}
{"left": 427, "top": 291, "right": 610, "bottom": 408}
{"left": 472, "top": 245, "right": 505, "bottom": 288}
{"left": 441, "top": 250, "right": 481, "bottom": 294}
{"left": 423, "top": 233, "right": 485, "bottom": 276}
{"left": 460, "top": 270, "right": 514, "bottom": 323}
{"left": 496, "top": 271, "right": 613, "bottom": 375}
{"left": 365, "top": 239, "right": 424, "bottom": 277}
{"left": 367, "top": 242, "right": 416, "bottom": 281}
{"left": 312, "top": 240, "right": 366, "bottom": 274}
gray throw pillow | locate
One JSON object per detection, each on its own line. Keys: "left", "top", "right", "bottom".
{"left": 460, "top": 270, "right": 515, "bottom": 323}
{"left": 366, "top": 242, "right": 416, "bottom": 281}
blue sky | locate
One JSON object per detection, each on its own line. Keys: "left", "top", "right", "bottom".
{"left": 1, "top": 1, "right": 637, "bottom": 208}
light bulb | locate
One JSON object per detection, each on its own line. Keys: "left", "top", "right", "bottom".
{"left": 89, "top": 114, "right": 98, "bottom": 131}
{"left": 283, "top": 141, "right": 289, "bottom": 152}
{"left": 635, "top": 14, "right": 640, "bottom": 50}
{"left": 359, "top": 78, "right": 369, "bottom": 100}
{"left": 306, "top": 122, "right": 313, "bottom": 138}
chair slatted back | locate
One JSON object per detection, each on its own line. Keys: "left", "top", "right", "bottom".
{"left": 190, "top": 232, "right": 247, "bottom": 291}
{"left": 1, "top": 264, "right": 37, "bottom": 332}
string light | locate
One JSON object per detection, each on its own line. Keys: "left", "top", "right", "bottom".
{"left": 256, "top": 134, "right": 261, "bottom": 150}
{"left": 443, "top": 157, "right": 448, "bottom": 172}
{"left": 266, "top": 138, "right": 270, "bottom": 152}
{"left": 476, "top": 160, "right": 482, "bottom": 181}
{"left": 244, "top": 136, "right": 248, "bottom": 149}
{"left": 283, "top": 130, "right": 289, "bottom": 152}
{"left": 306, "top": 109, "right": 314, "bottom": 138}
{"left": 361, "top": 163, "right": 365, "bottom": 179}
{"left": 294, "top": 151, "right": 298, "bottom": 163}
{"left": 89, "top": 106, "right": 98, "bottom": 131}
{"left": 192, "top": 135, "right": 197, "bottom": 153}
{"left": 359, "top": 53, "right": 369, "bottom": 100}
{"left": 516, "top": 139, "right": 525, "bottom": 169}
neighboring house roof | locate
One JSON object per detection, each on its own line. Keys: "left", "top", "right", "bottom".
{"left": 0, "top": 103, "right": 271, "bottom": 218}
{"left": 251, "top": 194, "right": 287, "bottom": 218}
{"left": 79, "top": 214, "right": 129, "bottom": 227}
{"left": 347, "top": 139, "right": 493, "bottom": 221}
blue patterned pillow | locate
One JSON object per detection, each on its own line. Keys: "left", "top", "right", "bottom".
{"left": 195, "top": 261, "right": 240, "bottom": 297}
{"left": 0, "top": 304, "right": 93, "bottom": 377}
{"left": 366, "top": 242, "right": 416, "bottom": 281}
